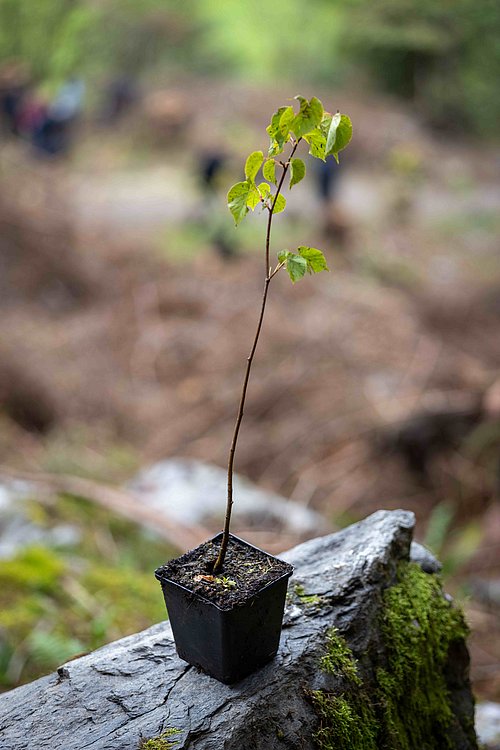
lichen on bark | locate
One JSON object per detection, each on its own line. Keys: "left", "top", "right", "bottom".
{"left": 312, "top": 562, "right": 477, "bottom": 750}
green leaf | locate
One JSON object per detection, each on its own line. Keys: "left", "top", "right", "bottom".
{"left": 245, "top": 151, "right": 263, "bottom": 182}
{"left": 325, "top": 113, "right": 341, "bottom": 157}
{"left": 291, "top": 96, "right": 323, "bottom": 139}
{"left": 289, "top": 158, "right": 306, "bottom": 189}
{"left": 267, "top": 106, "right": 293, "bottom": 156}
{"left": 271, "top": 193, "right": 286, "bottom": 214}
{"left": 326, "top": 114, "right": 352, "bottom": 163}
{"left": 268, "top": 141, "right": 283, "bottom": 157}
{"left": 279, "top": 249, "right": 322, "bottom": 282}
{"left": 298, "top": 246, "right": 329, "bottom": 273}
{"left": 263, "top": 159, "right": 277, "bottom": 186}
{"left": 320, "top": 113, "right": 332, "bottom": 137}
{"left": 267, "top": 106, "right": 288, "bottom": 140}
{"left": 278, "top": 106, "right": 294, "bottom": 138}
{"left": 246, "top": 183, "right": 261, "bottom": 210}
{"left": 257, "top": 182, "right": 271, "bottom": 199}
{"left": 227, "top": 181, "right": 251, "bottom": 225}
{"left": 304, "top": 129, "right": 326, "bottom": 161}
{"left": 286, "top": 254, "right": 308, "bottom": 283}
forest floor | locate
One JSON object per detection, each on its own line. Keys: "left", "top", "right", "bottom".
{"left": 1, "top": 79, "right": 499, "bottom": 698}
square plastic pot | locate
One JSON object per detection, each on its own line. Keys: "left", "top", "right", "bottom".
{"left": 155, "top": 533, "right": 293, "bottom": 684}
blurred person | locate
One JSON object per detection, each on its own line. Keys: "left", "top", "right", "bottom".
{"left": 197, "top": 148, "right": 238, "bottom": 260}
{"left": 0, "top": 60, "right": 29, "bottom": 135}
{"left": 314, "top": 156, "right": 350, "bottom": 246}
{"left": 199, "top": 150, "right": 227, "bottom": 195}
{"left": 50, "top": 77, "right": 85, "bottom": 122}
{"left": 32, "top": 77, "right": 85, "bottom": 157}
{"left": 316, "top": 157, "right": 340, "bottom": 205}
{"left": 16, "top": 86, "right": 47, "bottom": 140}
{"left": 144, "top": 90, "right": 191, "bottom": 144}
{"left": 388, "top": 143, "right": 424, "bottom": 225}
{"left": 99, "top": 76, "right": 138, "bottom": 124}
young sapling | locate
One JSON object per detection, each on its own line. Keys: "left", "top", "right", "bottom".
{"left": 212, "top": 96, "right": 352, "bottom": 573}
{"left": 154, "top": 97, "right": 352, "bottom": 682}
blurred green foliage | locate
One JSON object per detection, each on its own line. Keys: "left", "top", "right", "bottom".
{"left": 0, "top": 0, "right": 198, "bottom": 89}
{"left": 0, "top": 0, "right": 97, "bottom": 90}
{"left": 1, "top": 0, "right": 498, "bottom": 135}
{"left": 0, "top": 494, "right": 176, "bottom": 691}
{"left": 423, "top": 501, "right": 483, "bottom": 579}
{"left": 193, "top": 0, "right": 346, "bottom": 83}
{"left": 341, "top": 0, "right": 500, "bottom": 135}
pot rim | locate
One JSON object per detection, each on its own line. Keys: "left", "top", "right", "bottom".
{"left": 154, "top": 532, "right": 294, "bottom": 612}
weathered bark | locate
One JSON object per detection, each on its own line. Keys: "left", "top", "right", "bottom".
{"left": 0, "top": 510, "right": 477, "bottom": 750}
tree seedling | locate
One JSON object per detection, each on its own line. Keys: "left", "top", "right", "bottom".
{"left": 213, "top": 96, "right": 352, "bottom": 573}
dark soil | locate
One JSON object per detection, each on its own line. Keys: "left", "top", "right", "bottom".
{"left": 155, "top": 534, "right": 293, "bottom": 610}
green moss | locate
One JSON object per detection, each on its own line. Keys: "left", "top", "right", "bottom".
{"left": 292, "top": 583, "right": 325, "bottom": 608}
{"left": 320, "top": 628, "right": 361, "bottom": 686}
{"left": 139, "top": 728, "right": 180, "bottom": 749}
{"left": 0, "top": 490, "right": 178, "bottom": 691}
{"left": 0, "top": 547, "right": 64, "bottom": 594}
{"left": 313, "top": 692, "right": 378, "bottom": 750}
{"left": 377, "top": 562, "right": 469, "bottom": 750}
{"left": 82, "top": 564, "right": 165, "bottom": 627}
{"left": 312, "top": 629, "right": 376, "bottom": 748}
{"left": 311, "top": 562, "right": 474, "bottom": 750}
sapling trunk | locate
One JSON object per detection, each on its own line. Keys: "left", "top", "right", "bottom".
{"left": 213, "top": 97, "right": 352, "bottom": 573}
{"left": 213, "top": 146, "right": 298, "bottom": 573}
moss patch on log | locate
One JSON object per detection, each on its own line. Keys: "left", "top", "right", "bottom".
{"left": 312, "top": 562, "right": 475, "bottom": 750}
{"left": 292, "top": 584, "right": 325, "bottom": 609}
{"left": 313, "top": 691, "right": 379, "bottom": 749}
{"left": 319, "top": 628, "right": 362, "bottom": 687}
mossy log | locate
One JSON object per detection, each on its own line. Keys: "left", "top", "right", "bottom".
{"left": 0, "top": 510, "right": 477, "bottom": 750}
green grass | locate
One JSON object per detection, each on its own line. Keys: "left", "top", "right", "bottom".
{"left": 0, "top": 493, "right": 177, "bottom": 691}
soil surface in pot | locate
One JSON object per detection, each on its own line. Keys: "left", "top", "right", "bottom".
{"left": 156, "top": 536, "right": 293, "bottom": 609}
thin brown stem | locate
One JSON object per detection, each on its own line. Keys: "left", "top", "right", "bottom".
{"left": 213, "top": 139, "right": 299, "bottom": 573}
{"left": 213, "top": 277, "right": 270, "bottom": 572}
{"left": 265, "top": 140, "right": 299, "bottom": 276}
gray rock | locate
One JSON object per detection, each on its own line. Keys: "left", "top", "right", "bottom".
{"left": 0, "top": 479, "right": 80, "bottom": 559}
{"left": 0, "top": 510, "right": 477, "bottom": 750}
{"left": 410, "top": 540, "right": 442, "bottom": 573}
{"left": 476, "top": 702, "right": 500, "bottom": 749}
{"left": 129, "top": 458, "right": 327, "bottom": 536}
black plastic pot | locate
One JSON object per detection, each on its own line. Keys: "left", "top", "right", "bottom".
{"left": 155, "top": 533, "right": 293, "bottom": 684}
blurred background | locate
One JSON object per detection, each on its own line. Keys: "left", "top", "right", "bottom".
{"left": 0, "top": 0, "right": 499, "bottom": 705}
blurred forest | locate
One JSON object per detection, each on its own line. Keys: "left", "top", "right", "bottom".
{"left": 1, "top": 0, "right": 500, "bottom": 134}
{"left": 0, "top": 0, "right": 499, "bottom": 704}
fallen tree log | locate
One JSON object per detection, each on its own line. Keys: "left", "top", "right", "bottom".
{"left": 0, "top": 510, "right": 477, "bottom": 750}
